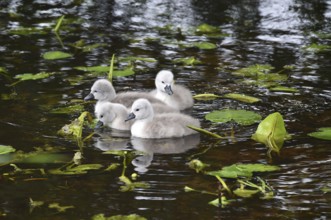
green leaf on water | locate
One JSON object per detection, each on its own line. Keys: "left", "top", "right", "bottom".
{"left": 207, "top": 163, "right": 280, "bottom": 179}
{"left": 233, "top": 64, "right": 275, "bottom": 77}
{"left": 53, "top": 15, "right": 65, "bottom": 33}
{"left": 193, "top": 42, "right": 217, "bottom": 50}
{"left": 173, "top": 57, "right": 202, "bottom": 66}
{"left": 74, "top": 65, "right": 110, "bottom": 72}
{"left": 223, "top": 93, "right": 261, "bottom": 103}
{"left": 49, "top": 164, "right": 103, "bottom": 175}
{"left": 14, "top": 72, "right": 52, "bottom": 81}
{"left": 118, "top": 56, "right": 157, "bottom": 63}
{"left": 48, "top": 203, "right": 74, "bottom": 212}
{"left": 195, "top": 24, "right": 220, "bottom": 34}
{"left": 205, "top": 109, "right": 262, "bottom": 126}
{"left": 50, "top": 104, "right": 84, "bottom": 114}
{"left": 187, "top": 125, "right": 222, "bottom": 139}
{"left": 303, "top": 43, "right": 331, "bottom": 53}
{"left": 43, "top": 51, "right": 72, "bottom": 60}
{"left": 0, "top": 145, "right": 16, "bottom": 154}
{"left": 233, "top": 188, "right": 260, "bottom": 198}
{"left": 269, "top": 86, "right": 299, "bottom": 93}
{"left": 113, "top": 67, "right": 135, "bottom": 77}
{"left": 9, "top": 27, "right": 48, "bottom": 35}
{"left": 251, "top": 112, "right": 290, "bottom": 154}
{"left": 308, "top": 127, "right": 331, "bottom": 140}
{"left": 208, "top": 196, "right": 233, "bottom": 208}
{"left": 92, "top": 213, "right": 147, "bottom": 220}
{"left": 18, "top": 153, "right": 71, "bottom": 164}
{"left": 193, "top": 93, "right": 222, "bottom": 100}
{"left": 58, "top": 111, "right": 93, "bottom": 139}
{"left": 188, "top": 159, "right": 210, "bottom": 173}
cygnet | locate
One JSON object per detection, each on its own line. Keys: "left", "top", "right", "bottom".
{"left": 84, "top": 79, "right": 178, "bottom": 114}
{"left": 150, "top": 70, "right": 194, "bottom": 110}
{"left": 85, "top": 79, "right": 163, "bottom": 107}
{"left": 126, "top": 98, "right": 200, "bottom": 139}
{"left": 95, "top": 102, "right": 132, "bottom": 131}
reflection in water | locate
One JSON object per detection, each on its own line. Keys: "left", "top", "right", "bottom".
{"left": 113, "top": 0, "right": 196, "bottom": 31}
{"left": 93, "top": 129, "right": 131, "bottom": 151}
{"left": 130, "top": 134, "right": 200, "bottom": 173}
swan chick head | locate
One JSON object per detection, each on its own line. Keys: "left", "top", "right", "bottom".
{"left": 155, "top": 70, "right": 174, "bottom": 95}
{"left": 95, "top": 102, "right": 116, "bottom": 128}
{"left": 126, "top": 98, "right": 154, "bottom": 121}
{"left": 84, "top": 79, "right": 116, "bottom": 101}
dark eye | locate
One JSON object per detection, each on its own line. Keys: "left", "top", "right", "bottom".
{"left": 161, "top": 81, "right": 165, "bottom": 84}
{"left": 94, "top": 90, "right": 98, "bottom": 93}
{"left": 100, "top": 115, "right": 103, "bottom": 118}
{"left": 135, "top": 108, "right": 140, "bottom": 112}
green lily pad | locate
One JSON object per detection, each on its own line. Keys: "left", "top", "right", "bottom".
{"left": 205, "top": 109, "right": 262, "bottom": 125}
{"left": 207, "top": 163, "right": 280, "bottom": 179}
{"left": 0, "top": 145, "right": 16, "bottom": 154}
{"left": 308, "top": 127, "right": 331, "bottom": 140}
{"left": 233, "top": 64, "right": 274, "bottom": 77}
{"left": 173, "top": 57, "right": 201, "bottom": 66}
{"left": 14, "top": 72, "right": 52, "bottom": 81}
{"left": 196, "top": 24, "right": 220, "bottom": 34}
{"left": 113, "top": 68, "right": 135, "bottom": 77}
{"left": 223, "top": 93, "right": 261, "bottom": 103}
{"left": 193, "top": 42, "right": 217, "bottom": 50}
{"left": 251, "top": 112, "right": 290, "bottom": 154}
{"left": 193, "top": 93, "right": 222, "bottom": 100}
{"left": 303, "top": 43, "right": 331, "bottom": 53}
{"left": 233, "top": 188, "right": 260, "bottom": 198}
{"left": 43, "top": 51, "right": 73, "bottom": 60}
{"left": 269, "top": 86, "right": 299, "bottom": 93}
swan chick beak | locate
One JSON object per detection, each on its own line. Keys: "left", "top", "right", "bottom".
{"left": 84, "top": 93, "right": 95, "bottom": 101}
{"left": 95, "top": 120, "right": 104, "bottom": 128}
{"left": 125, "top": 113, "right": 136, "bottom": 122}
{"left": 164, "top": 85, "right": 173, "bottom": 95}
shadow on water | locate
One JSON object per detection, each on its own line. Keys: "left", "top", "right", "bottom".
{"left": 0, "top": 0, "right": 330, "bottom": 219}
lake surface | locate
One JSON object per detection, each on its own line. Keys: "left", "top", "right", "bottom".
{"left": 0, "top": 0, "right": 330, "bottom": 219}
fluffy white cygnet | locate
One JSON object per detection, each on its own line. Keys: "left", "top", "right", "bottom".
{"left": 85, "top": 79, "right": 163, "bottom": 108}
{"left": 95, "top": 102, "right": 132, "bottom": 131}
{"left": 126, "top": 98, "right": 200, "bottom": 139}
{"left": 84, "top": 79, "right": 178, "bottom": 114}
{"left": 150, "top": 70, "right": 194, "bottom": 110}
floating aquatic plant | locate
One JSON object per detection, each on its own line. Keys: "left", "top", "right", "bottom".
{"left": 205, "top": 109, "right": 262, "bottom": 126}
{"left": 172, "top": 56, "right": 201, "bottom": 66}
{"left": 192, "top": 42, "right": 217, "bottom": 50}
{"left": 186, "top": 160, "right": 279, "bottom": 207}
{"left": 303, "top": 43, "right": 331, "bottom": 53}
{"left": 193, "top": 93, "right": 222, "bottom": 100}
{"left": 42, "top": 51, "right": 72, "bottom": 60}
{"left": 50, "top": 104, "right": 85, "bottom": 114}
{"left": 207, "top": 163, "right": 280, "bottom": 179}
{"left": 308, "top": 127, "right": 331, "bottom": 140}
{"left": 0, "top": 145, "right": 16, "bottom": 155}
{"left": 187, "top": 125, "right": 222, "bottom": 139}
{"left": 251, "top": 112, "right": 290, "bottom": 155}
{"left": 223, "top": 93, "right": 261, "bottom": 103}
{"left": 92, "top": 213, "right": 147, "bottom": 220}
{"left": 269, "top": 86, "right": 299, "bottom": 93}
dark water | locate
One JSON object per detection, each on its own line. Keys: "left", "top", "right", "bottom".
{"left": 0, "top": 0, "right": 331, "bottom": 219}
